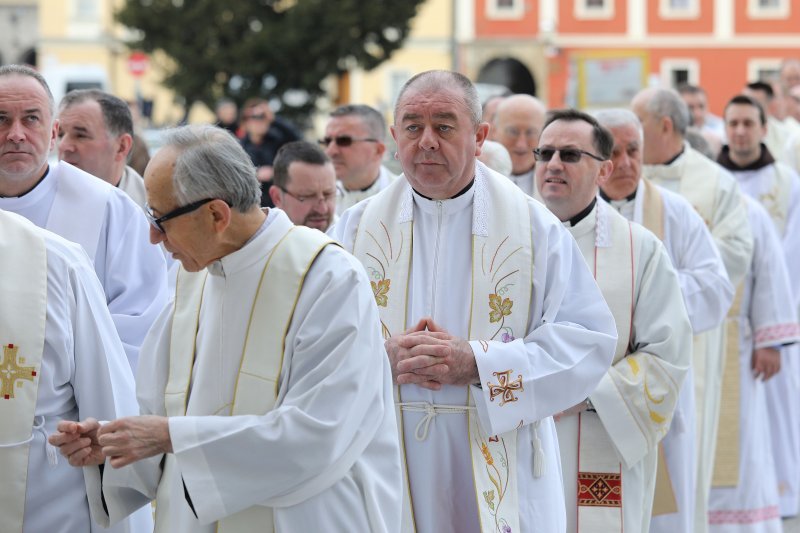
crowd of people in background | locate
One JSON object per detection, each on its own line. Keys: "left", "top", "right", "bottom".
{"left": 1, "top": 56, "right": 800, "bottom": 533}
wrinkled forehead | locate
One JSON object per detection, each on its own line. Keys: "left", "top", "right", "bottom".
{"left": 395, "top": 86, "right": 471, "bottom": 123}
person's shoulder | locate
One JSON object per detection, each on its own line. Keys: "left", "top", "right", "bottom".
{"left": 309, "top": 237, "right": 369, "bottom": 284}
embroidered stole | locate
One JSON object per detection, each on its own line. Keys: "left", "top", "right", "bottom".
{"left": 46, "top": 163, "right": 109, "bottom": 261}
{"left": 575, "top": 202, "right": 633, "bottom": 532}
{"left": 162, "top": 226, "right": 334, "bottom": 533}
{"left": 352, "top": 167, "right": 532, "bottom": 533}
{"left": 0, "top": 211, "right": 47, "bottom": 533}
{"left": 711, "top": 283, "right": 744, "bottom": 487}
{"left": 637, "top": 180, "right": 679, "bottom": 516}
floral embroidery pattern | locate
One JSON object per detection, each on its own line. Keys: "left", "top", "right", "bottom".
{"left": 627, "top": 357, "right": 669, "bottom": 431}
{"left": 364, "top": 221, "right": 404, "bottom": 339}
{"left": 488, "top": 370, "right": 523, "bottom": 406}
{"left": 371, "top": 279, "right": 390, "bottom": 307}
{"left": 477, "top": 435, "right": 514, "bottom": 532}
{"left": 482, "top": 236, "right": 522, "bottom": 341}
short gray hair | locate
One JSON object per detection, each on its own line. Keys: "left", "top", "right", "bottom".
{"left": 59, "top": 89, "right": 133, "bottom": 138}
{"left": 593, "top": 108, "right": 643, "bottom": 143}
{"left": 161, "top": 124, "right": 261, "bottom": 211}
{"left": 645, "top": 88, "right": 690, "bottom": 137}
{"left": 330, "top": 104, "right": 386, "bottom": 141}
{"left": 394, "top": 70, "right": 481, "bottom": 127}
{"left": 0, "top": 64, "right": 55, "bottom": 114}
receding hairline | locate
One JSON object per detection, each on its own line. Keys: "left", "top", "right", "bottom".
{"left": 0, "top": 70, "right": 56, "bottom": 114}
{"left": 393, "top": 70, "right": 481, "bottom": 126}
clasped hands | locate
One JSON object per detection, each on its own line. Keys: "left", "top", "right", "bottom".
{"left": 48, "top": 415, "right": 172, "bottom": 469}
{"left": 385, "top": 317, "right": 479, "bottom": 390}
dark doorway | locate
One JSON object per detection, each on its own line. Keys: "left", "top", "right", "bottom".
{"left": 477, "top": 57, "right": 537, "bottom": 96}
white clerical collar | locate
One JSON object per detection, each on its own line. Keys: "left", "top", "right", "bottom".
{"left": 563, "top": 198, "right": 612, "bottom": 248}
{"left": 207, "top": 207, "right": 285, "bottom": 278}
{"left": 411, "top": 180, "right": 475, "bottom": 217}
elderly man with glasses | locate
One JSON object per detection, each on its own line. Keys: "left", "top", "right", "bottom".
{"left": 51, "top": 123, "right": 403, "bottom": 533}
{"left": 536, "top": 109, "right": 691, "bottom": 533}
{"left": 322, "top": 104, "right": 395, "bottom": 214}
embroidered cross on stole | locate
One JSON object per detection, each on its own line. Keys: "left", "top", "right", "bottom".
{"left": 353, "top": 165, "right": 532, "bottom": 533}
{"left": 0, "top": 210, "right": 47, "bottom": 533}
{"left": 165, "top": 225, "right": 335, "bottom": 533}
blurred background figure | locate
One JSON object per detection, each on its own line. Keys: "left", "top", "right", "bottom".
{"left": 679, "top": 84, "right": 726, "bottom": 149}
{"left": 477, "top": 139, "right": 512, "bottom": 177}
{"left": 491, "top": 94, "right": 546, "bottom": 197}
{"left": 215, "top": 97, "right": 240, "bottom": 136}
{"left": 240, "top": 98, "right": 302, "bottom": 208}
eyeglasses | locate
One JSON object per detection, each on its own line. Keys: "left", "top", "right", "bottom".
{"left": 245, "top": 113, "right": 268, "bottom": 121}
{"left": 533, "top": 147, "right": 605, "bottom": 163}
{"left": 279, "top": 187, "right": 339, "bottom": 205}
{"left": 144, "top": 198, "right": 216, "bottom": 233}
{"left": 318, "top": 135, "right": 379, "bottom": 148}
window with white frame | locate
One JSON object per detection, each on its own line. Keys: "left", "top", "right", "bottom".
{"left": 486, "top": 0, "right": 525, "bottom": 20}
{"left": 747, "top": 59, "right": 782, "bottom": 83}
{"left": 748, "top": 0, "right": 790, "bottom": 19}
{"left": 575, "top": 0, "right": 614, "bottom": 20}
{"left": 661, "top": 59, "right": 699, "bottom": 89}
{"left": 659, "top": 0, "right": 700, "bottom": 19}
{"left": 68, "top": 0, "right": 101, "bottom": 38}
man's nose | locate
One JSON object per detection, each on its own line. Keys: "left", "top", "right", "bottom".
{"left": 149, "top": 225, "right": 165, "bottom": 245}
{"left": 7, "top": 119, "right": 26, "bottom": 143}
{"left": 419, "top": 126, "right": 439, "bottom": 150}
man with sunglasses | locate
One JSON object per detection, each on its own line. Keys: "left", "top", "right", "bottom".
{"left": 632, "top": 87, "right": 753, "bottom": 533}
{"left": 595, "top": 108, "right": 733, "bottom": 533}
{"left": 0, "top": 65, "right": 168, "bottom": 374}
{"left": 269, "top": 140, "right": 338, "bottom": 231}
{"left": 322, "top": 104, "right": 395, "bottom": 214}
{"left": 332, "top": 70, "right": 618, "bottom": 533}
{"left": 535, "top": 109, "right": 691, "bottom": 533}
{"left": 240, "top": 98, "right": 301, "bottom": 208}
{"left": 51, "top": 124, "right": 403, "bottom": 533}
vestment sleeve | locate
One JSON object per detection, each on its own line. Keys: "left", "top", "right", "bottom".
{"left": 589, "top": 238, "right": 692, "bottom": 469}
{"left": 470, "top": 213, "right": 618, "bottom": 436}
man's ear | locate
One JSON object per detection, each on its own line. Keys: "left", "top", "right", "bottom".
{"left": 208, "top": 199, "right": 232, "bottom": 233}
{"left": 116, "top": 133, "right": 133, "bottom": 162}
{"left": 596, "top": 159, "right": 614, "bottom": 187}
{"left": 268, "top": 185, "right": 283, "bottom": 208}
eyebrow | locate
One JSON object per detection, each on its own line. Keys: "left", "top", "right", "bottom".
{"left": 400, "top": 111, "right": 459, "bottom": 122}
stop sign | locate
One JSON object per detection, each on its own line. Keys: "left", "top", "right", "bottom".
{"left": 128, "top": 52, "right": 149, "bottom": 77}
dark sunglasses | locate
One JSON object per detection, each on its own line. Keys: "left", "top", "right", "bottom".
{"left": 318, "top": 135, "right": 379, "bottom": 148}
{"left": 145, "top": 198, "right": 216, "bottom": 233}
{"left": 533, "top": 147, "right": 605, "bottom": 163}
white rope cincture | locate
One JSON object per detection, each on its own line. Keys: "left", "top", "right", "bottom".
{"left": 398, "top": 401, "right": 476, "bottom": 441}
{"left": 0, "top": 416, "right": 58, "bottom": 467}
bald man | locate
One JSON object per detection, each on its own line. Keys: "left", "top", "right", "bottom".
{"left": 491, "top": 94, "right": 546, "bottom": 197}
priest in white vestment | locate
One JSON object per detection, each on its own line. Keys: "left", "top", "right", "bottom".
{"left": 49, "top": 124, "right": 403, "bottom": 533}
{"left": 331, "top": 70, "right": 618, "bottom": 533}
{"left": 0, "top": 65, "right": 168, "bottom": 372}
{"left": 632, "top": 87, "right": 754, "bottom": 533}
{"left": 707, "top": 197, "right": 800, "bottom": 532}
{"left": 718, "top": 94, "right": 800, "bottom": 517}
{"left": 535, "top": 109, "right": 691, "bottom": 533}
{"left": 0, "top": 209, "right": 151, "bottom": 533}
{"left": 595, "top": 108, "right": 734, "bottom": 533}
{"left": 491, "top": 94, "right": 547, "bottom": 198}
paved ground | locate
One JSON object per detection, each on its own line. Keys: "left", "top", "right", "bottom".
{"left": 785, "top": 515, "right": 800, "bottom": 532}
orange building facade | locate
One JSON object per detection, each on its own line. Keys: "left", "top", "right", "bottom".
{"left": 460, "top": 0, "right": 800, "bottom": 115}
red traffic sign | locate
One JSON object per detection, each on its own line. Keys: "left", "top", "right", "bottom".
{"left": 128, "top": 52, "right": 149, "bottom": 77}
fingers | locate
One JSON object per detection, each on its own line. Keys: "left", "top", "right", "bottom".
{"left": 396, "top": 372, "right": 442, "bottom": 390}
{"left": 396, "top": 357, "right": 449, "bottom": 377}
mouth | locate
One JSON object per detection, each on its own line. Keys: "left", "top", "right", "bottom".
{"left": 544, "top": 176, "right": 567, "bottom": 184}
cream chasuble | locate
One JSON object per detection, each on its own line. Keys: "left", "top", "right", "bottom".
{"left": 557, "top": 200, "right": 691, "bottom": 533}
{"left": 0, "top": 210, "right": 47, "bottom": 533}
{"left": 353, "top": 166, "right": 532, "bottom": 533}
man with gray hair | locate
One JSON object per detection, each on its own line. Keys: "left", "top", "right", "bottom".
{"left": 331, "top": 69, "right": 617, "bottom": 532}
{"left": 321, "top": 103, "right": 395, "bottom": 214}
{"left": 0, "top": 64, "right": 167, "bottom": 372}
{"left": 57, "top": 88, "right": 147, "bottom": 208}
{"left": 595, "top": 107, "right": 733, "bottom": 533}
{"left": 51, "top": 124, "right": 403, "bottom": 533}
{"left": 631, "top": 86, "right": 753, "bottom": 533}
